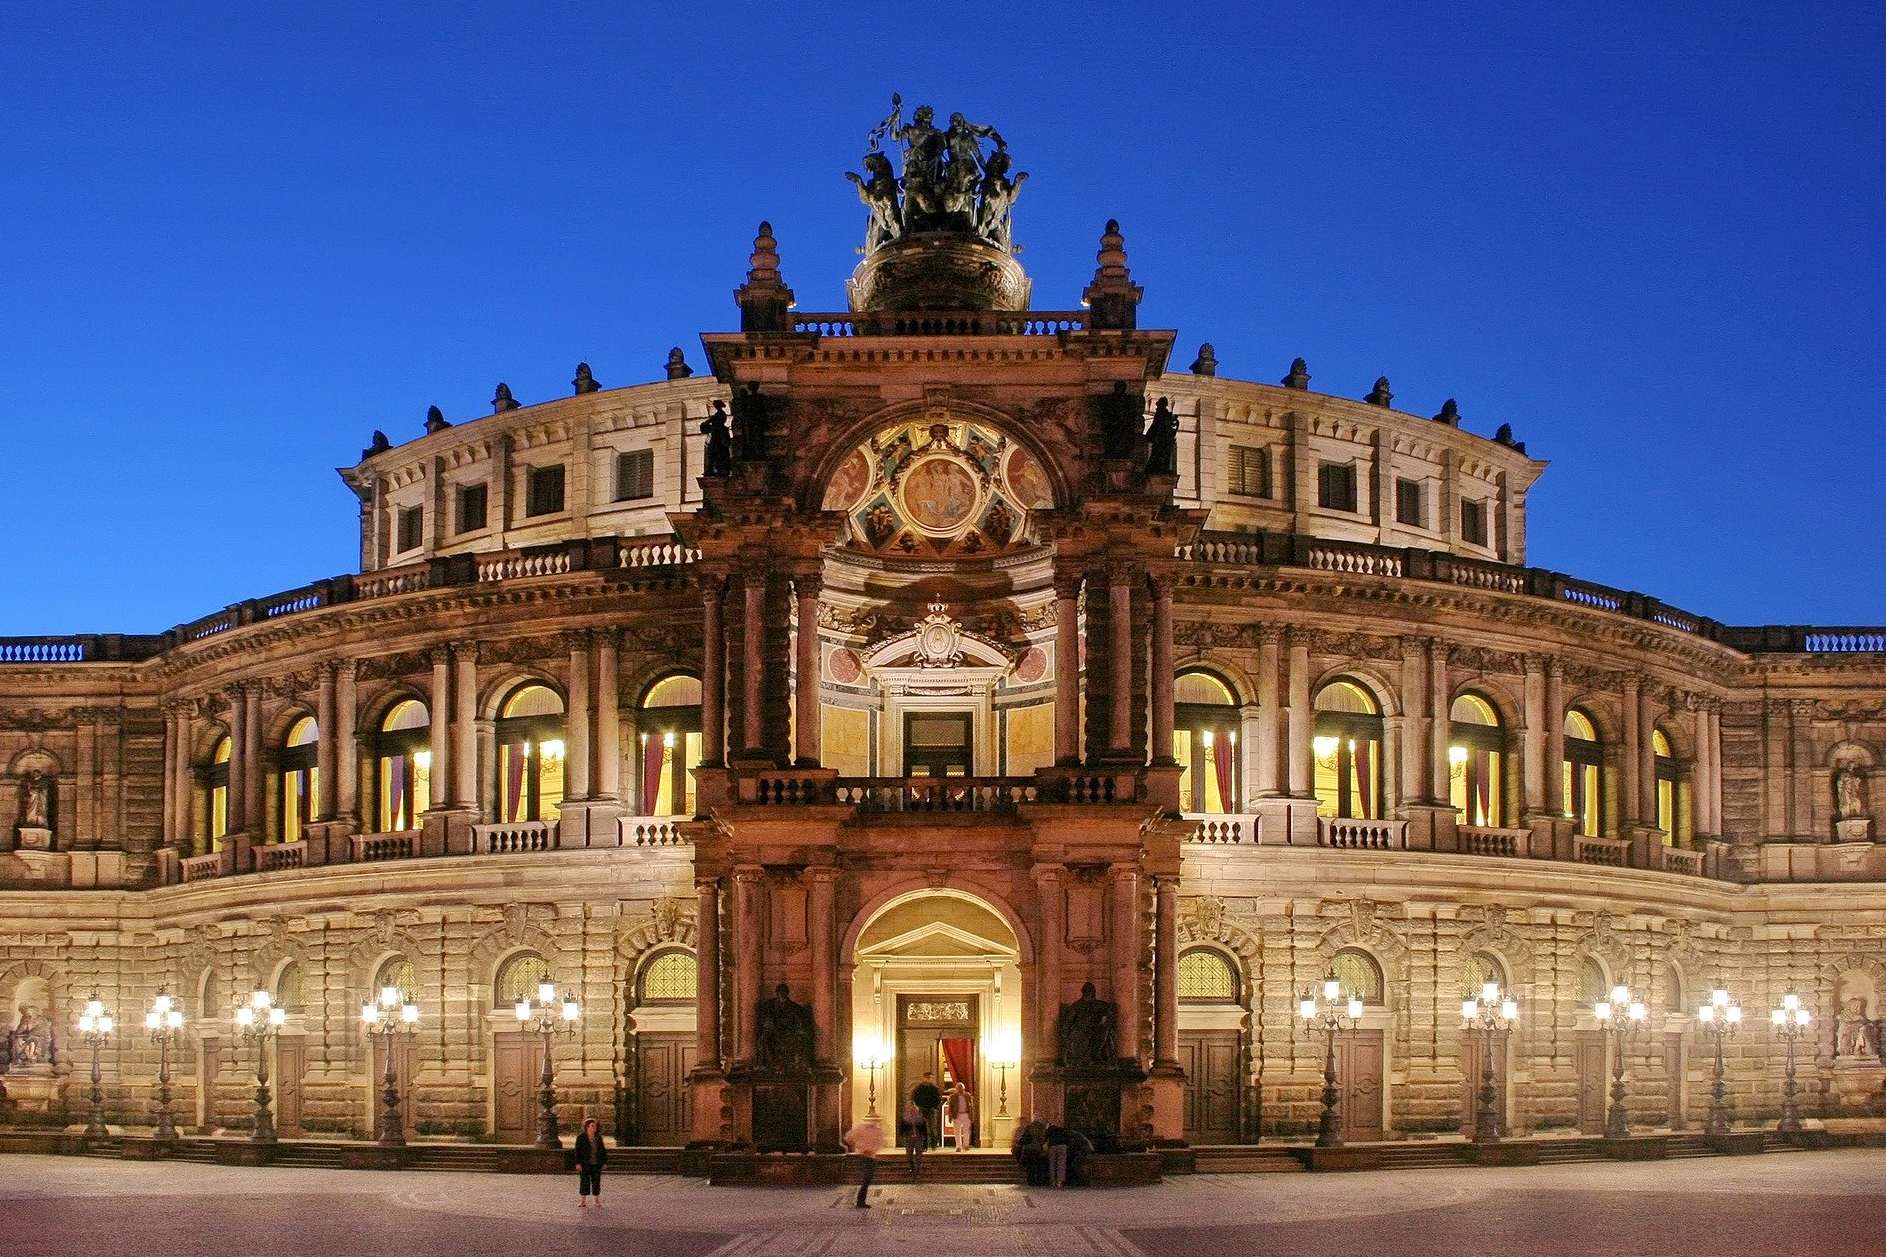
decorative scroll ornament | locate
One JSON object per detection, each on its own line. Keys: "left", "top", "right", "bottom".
{"left": 915, "top": 603, "right": 965, "bottom": 669}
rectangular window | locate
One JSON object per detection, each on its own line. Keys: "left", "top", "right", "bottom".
{"left": 1227, "top": 445, "right": 1271, "bottom": 498}
{"left": 614, "top": 448, "right": 655, "bottom": 501}
{"left": 1318, "top": 461, "right": 1357, "bottom": 513}
{"left": 1461, "top": 496, "right": 1487, "bottom": 545}
{"left": 395, "top": 505, "right": 423, "bottom": 553}
{"left": 456, "top": 482, "right": 488, "bottom": 534}
{"left": 1395, "top": 478, "right": 1424, "bottom": 527}
{"left": 525, "top": 464, "right": 565, "bottom": 517}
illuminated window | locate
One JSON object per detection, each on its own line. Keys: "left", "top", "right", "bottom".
{"left": 1653, "top": 727, "right": 1685, "bottom": 846}
{"left": 375, "top": 958, "right": 417, "bottom": 1002}
{"left": 274, "top": 961, "right": 303, "bottom": 1014}
{"left": 1313, "top": 680, "right": 1383, "bottom": 819}
{"left": 496, "top": 953, "right": 550, "bottom": 1007}
{"left": 639, "top": 950, "right": 698, "bottom": 1004}
{"left": 205, "top": 735, "right": 231, "bottom": 847}
{"left": 1178, "top": 949, "right": 1238, "bottom": 1002}
{"left": 637, "top": 674, "right": 702, "bottom": 817}
{"left": 1562, "top": 709, "right": 1603, "bottom": 837}
{"left": 1448, "top": 694, "right": 1505, "bottom": 827}
{"left": 280, "top": 716, "right": 320, "bottom": 844}
{"left": 1174, "top": 670, "right": 1239, "bottom": 814}
{"left": 1331, "top": 948, "right": 1383, "bottom": 1006}
{"left": 1577, "top": 957, "right": 1608, "bottom": 1006}
{"left": 374, "top": 700, "right": 431, "bottom": 833}
{"left": 497, "top": 684, "right": 565, "bottom": 822}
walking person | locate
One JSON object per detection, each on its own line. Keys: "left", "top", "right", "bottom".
{"left": 948, "top": 1084, "right": 973, "bottom": 1150}
{"left": 1046, "top": 1122, "right": 1070, "bottom": 1189}
{"left": 900, "top": 1101, "right": 928, "bottom": 1178}
{"left": 843, "top": 1113, "right": 885, "bottom": 1209}
{"left": 573, "top": 1117, "right": 608, "bottom": 1208}
{"left": 911, "top": 1072, "right": 943, "bottom": 1148}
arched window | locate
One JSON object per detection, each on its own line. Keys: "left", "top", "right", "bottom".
{"left": 374, "top": 700, "right": 431, "bottom": 833}
{"left": 1174, "top": 670, "right": 1239, "bottom": 814}
{"left": 1653, "top": 727, "right": 1686, "bottom": 845}
{"left": 375, "top": 958, "right": 417, "bottom": 1002}
{"left": 205, "top": 735, "right": 232, "bottom": 846}
{"left": 1563, "top": 709, "right": 1603, "bottom": 837}
{"left": 280, "top": 716, "right": 320, "bottom": 844}
{"left": 1177, "top": 948, "right": 1239, "bottom": 1002}
{"left": 1313, "top": 681, "right": 1384, "bottom": 820}
{"left": 1331, "top": 948, "right": 1384, "bottom": 1006}
{"left": 638, "top": 950, "right": 698, "bottom": 1004}
{"left": 1577, "top": 957, "right": 1608, "bottom": 1007}
{"left": 1448, "top": 694, "right": 1504, "bottom": 827}
{"left": 495, "top": 953, "right": 551, "bottom": 1008}
{"left": 1462, "top": 951, "right": 1506, "bottom": 999}
{"left": 274, "top": 961, "right": 303, "bottom": 1014}
{"left": 637, "top": 674, "right": 702, "bottom": 817}
{"left": 1662, "top": 962, "right": 1685, "bottom": 1015}
{"left": 497, "top": 684, "right": 565, "bottom": 823}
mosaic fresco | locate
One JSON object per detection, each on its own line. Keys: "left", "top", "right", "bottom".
{"left": 822, "top": 420, "right": 1051, "bottom": 558}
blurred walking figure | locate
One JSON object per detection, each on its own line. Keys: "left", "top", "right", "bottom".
{"left": 842, "top": 1114, "right": 885, "bottom": 1209}
{"left": 899, "top": 1101, "right": 928, "bottom": 1177}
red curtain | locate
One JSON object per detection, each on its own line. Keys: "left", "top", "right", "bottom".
{"left": 1355, "top": 741, "right": 1373, "bottom": 818}
{"left": 505, "top": 746, "right": 526, "bottom": 822}
{"left": 1211, "top": 736, "right": 1234, "bottom": 812}
{"left": 642, "top": 736, "right": 666, "bottom": 815}
{"left": 1474, "top": 750, "right": 1492, "bottom": 824}
{"left": 940, "top": 1038, "right": 974, "bottom": 1094}
{"left": 389, "top": 757, "right": 407, "bottom": 829}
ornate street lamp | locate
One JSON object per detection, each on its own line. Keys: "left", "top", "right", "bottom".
{"left": 513, "top": 979, "right": 579, "bottom": 1148}
{"left": 234, "top": 987, "right": 287, "bottom": 1143}
{"left": 144, "top": 990, "right": 185, "bottom": 1141}
{"left": 990, "top": 1030, "right": 1021, "bottom": 1119}
{"left": 1592, "top": 982, "right": 1647, "bottom": 1139}
{"left": 1769, "top": 988, "right": 1812, "bottom": 1135}
{"left": 1695, "top": 982, "right": 1743, "bottom": 1136}
{"left": 361, "top": 984, "right": 420, "bottom": 1147}
{"left": 1298, "top": 973, "right": 1364, "bottom": 1149}
{"left": 77, "top": 994, "right": 114, "bottom": 1139}
{"left": 1460, "top": 981, "right": 1518, "bottom": 1144}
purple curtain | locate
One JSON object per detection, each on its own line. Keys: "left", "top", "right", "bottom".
{"left": 1474, "top": 750, "right": 1492, "bottom": 824}
{"left": 389, "top": 757, "right": 407, "bottom": 830}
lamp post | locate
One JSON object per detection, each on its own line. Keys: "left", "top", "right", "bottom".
{"left": 513, "top": 980, "right": 579, "bottom": 1148}
{"left": 1298, "top": 972, "right": 1363, "bottom": 1148}
{"left": 234, "top": 987, "right": 287, "bottom": 1143}
{"left": 361, "top": 984, "right": 420, "bottom": 1147}
{"left": 1696, "top": 982, "right": 1743, "bottom": 1136}
{"left": 1769, "top": 988, "right": 1812, "bottom": 1135}
{"left": 144, "top": 990, "right": 184, "bottom": 1141}
{"left": 1460, "top": 981, "right": 1518, "bottom": 1144}
{"left": 77, "top": 994, "right": 114, "bottom": 1139}
{"left": 1592, "top": 982, "right": 1647, "bottom": 1140}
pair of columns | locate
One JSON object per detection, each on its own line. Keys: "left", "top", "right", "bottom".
{"left": 1051, "top": 564, "right": 1177, "bottom": 765}
{"left": 1030, "top": 863, "right": 1182, "bottom": 1074}
{"left": 699, "top": 566, "right": 822, "bottom": 768}
{"left": 692, "top": 864, "right": 837, "bottom": 1073}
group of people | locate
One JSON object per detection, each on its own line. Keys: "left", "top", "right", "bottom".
{"left": 842, "top": 1069, "right": 976, "bottom": 1208}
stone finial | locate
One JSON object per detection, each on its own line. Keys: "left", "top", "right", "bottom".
{"left": 1432, "top": 398, "right": 1461, "bottom": 426}
{"left": 1082, "top": 218, "right": 1143, "bottom": 331}
{"left": 1493, "top": 422, "right": 1527, "bottom": 454}
{"left": 1189, "top": 343, "right": 1217, "bottom": 376}
{"left": 362, "top": 430, "right": 392, "bottom": 460}
{"left": 573, "top": 362, "right": 601, "bottom": 394}
{"left": 1364, "top": 377, "right": 1394, "bottom": 407}
{"left": 492, "top": 383, "right": 520, "bottom": 413}
{"left": 734, "top": 220, "right": 795, "bottom": 332}
{"left": 424, "top": 405, "right": 451, "bottom": 433}
{"left": 666, "top": 347, "right": 694, "bottom": 380}
{"left": 1282, "top": 357, "right": 1311, "bottom": 389}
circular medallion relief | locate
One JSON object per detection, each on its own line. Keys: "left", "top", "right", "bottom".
{"left": 897, "top": 455, "right": 981, "bottom": 536}
{"left": 1015, "top": 646, "right": 1048, "bottom": 684}
{"left": 827, "top": 646, "right": 862, "bottom": 684}
{"left": 823, "top": 449, "right": 872, "bottom": 512}
{"left": 1005, "top": 446, "right": 1053, "bottom": 510}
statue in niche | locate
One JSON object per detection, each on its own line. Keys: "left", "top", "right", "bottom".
{"left": 847, "top": 151, "right": 903, "bottom": 254}
{"left": 7, "top": 1007, "right": 53, "bottom": 1070}
{"left": 1101, "top": 381, "right": 1142, "bottom": 460}
{"left": 700, "top": 400, "right": 733, "bottom": 478}
{"left": 755, "top": 984, "right": 813, "bottom": 1071}
{"left": 15, "top": 770, "right": 50, "bottom": 832}
{"left": 1835, "top": 765, "right": 1868, "bottom": 821}
{"left": 1056, "top": 982, "right": 1117, "bottom": 1068}
{"left": 1144, "top": 397, "right": 1179, "bottom": 476}
{"left": 1837, "top": 996, "right": 1880, "bottom": 1061}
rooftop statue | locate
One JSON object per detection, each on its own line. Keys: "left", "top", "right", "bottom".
{"left": 850, "top": 95, "right": 1024, "bottom": 255}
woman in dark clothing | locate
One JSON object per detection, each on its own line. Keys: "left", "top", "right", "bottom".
{"left": 574, "top": 1117, "right": 608, "bottom": 1207}
{"left": 1011, "top": 1120, "right": 1049, "bottom": 1186}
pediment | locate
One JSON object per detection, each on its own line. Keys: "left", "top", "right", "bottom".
{"left": 855, "top": 920, "right": 1014, "bottom": 961}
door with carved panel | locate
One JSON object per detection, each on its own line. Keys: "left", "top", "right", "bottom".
{"left": 493, "top": 1031, "right": 544, "bottom": 1143}
{"left": 1179, "top": 1031, "right": 1240, "bottom": 1144}
{"left": 635, "top": 1033, "right": 697, "bottom": 1146}
{"left": 1336, "top": 1030, "right": 1385, "bottom": 1142}
{"left": 1576, "top": 1031, "right": 1606, "bottom": 1134}
{"left": 275, "top": 1037, "right": 306, "bottom": 1137}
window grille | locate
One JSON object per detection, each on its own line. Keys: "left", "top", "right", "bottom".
{"left": 639, "top": 951, "right": 698, "bottom": 1003}
{"left": 1331, "top": 948, "right": 1383, "bottom": 1004}
{"left": 497, "top": 954, "right": 550, "bottom": 1006}
{"left": 1178, "top": 949, "right": 1237, "bottom": 1001}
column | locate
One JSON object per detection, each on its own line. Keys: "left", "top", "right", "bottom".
{"left": 243, "top": 684, "right": 263, "bottom": 833}
{"left": 1789, "top": 699, "right": 1816, "bottom": 839}
{"left": 695, "top": 877, "right": 722, "bottom": 1069}
{"left": 1521, "top": 655, "right": 1546, "bottom": 816}
{"left": 1255, "top": 628, "right": 1282, "bottom": 795}
{"left": 1109, "top": 567, "right": 1134, "bottom": 756}
{"left": 594, "top": 634, "right": 620, "bottom": 800}
{"left": 701, "top": 577, "right": 726, "bottom": 767}
{"left": 1110, "top": 863, "right": 1141, "bottom": 1062}
{"left": 1621, "top": 675, "right": 1643, "bottom": 826}
{"left": 1428, "top": 641, "right": 1451, "bottom": 804}
{"left": 1543, "top": 660, "right": 1564, "bottom": 814}
{"left": 1054, "top": 570, "right": 1082, "bottom": 765}
{"left": 1153, "top": 876, "right": 1179, "bottom": 1067}
{"left": 226, "top": 686, "right": 248, "bottom": 833}
{"left": 161, "top": 707, "right": 179, "bottom": 844}
{"left": 1285, "top": 630, "right": 1312, "bottom": 797}
{"left": 1700, "top": 702, "right": 1722, "bottom": 835}
{"left": 336, "top": 661, "right": 359, "bottom": 825}
{"left": 428, "top": 652, "right": 451, "bottom": 809}
{"left": 1033, "top": 865, "right": 1064, "bottom": 1061}
{"left": 452, "top": 645, "right": 478, "bottom": 809}
{"left": 733, "top": 867, "right": 763, "bottom": 1064}
{"left": 1400, "top": 638, "right": 1430, "bottom": 805}
{"left": 1149, "top": 573, "right": 1175, "bottom": 764}
{"left": 1637, "top": 679, "right": 1659, "bottom": 828}
{"left": 566, "top": 635, "right": 591, "bottom": 801}
{"left": 793, "top": 569, "right": 822, "bottom": 767}
{"left": 808, "top": 866, "right": 836, "bottom": 1063}
{"left": 316, "top": 666, "right": 339, "bottom": 821}
{"left": 742, "top": 568, "right": 766, "bottom": 755}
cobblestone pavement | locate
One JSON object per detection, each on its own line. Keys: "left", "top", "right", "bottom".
{"left": 2, "top": 1151, "right": 1883, "bottom": 1256}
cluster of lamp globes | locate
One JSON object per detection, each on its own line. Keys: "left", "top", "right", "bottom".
{"left": 513, "top": 980, "right": 581, "bottom": 1026}
{"left": 236, "top": 989, "right": 287, "bottom": 1033}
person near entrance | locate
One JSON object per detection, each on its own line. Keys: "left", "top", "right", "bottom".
{"left": 899, "top": 1102, "right": 928, "bottom": 1176}
{"left": 911, "top": 1071, "right": 943, "bottom": 1148}
{"left": 843, "top": 1114, "right": 886, "bottom": 1208}
{"left": 947, "top": 1082, "right": 973, "bottom": 1149}
{"left": 572, "top": 1117, "right": 607, "bottom": 1207}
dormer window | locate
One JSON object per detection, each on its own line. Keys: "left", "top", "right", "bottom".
{"left": 525, "top": 464, "right": 566, "bottom": 517}
{"left": 395, "top": 506, "right": 423, "bottom": 554}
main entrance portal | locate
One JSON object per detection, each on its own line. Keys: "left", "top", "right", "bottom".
{"left": 851, "top": 890, "right": 1022, "bottom": 1152}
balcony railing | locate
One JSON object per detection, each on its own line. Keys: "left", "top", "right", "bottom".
{"left": 1575, "top": 835, "right": 1631, "bottom": 867}
{"left": 473, "top": 820, "right": 558, "bottom": 854}
{"left": 1318, "top": 817, "right": 1408, "bottom": 850}
{"left": 788, "top": 310, "right": 1088, "bottom": 337}
{"left": 1184, "top": 813, "right": 1261, "bottom": 844}
{"left": 1458, "top": 826, "right": 1532, "bottom": 859}
{"left": 838, "top": 777, "right": 1040, "bottom": 814}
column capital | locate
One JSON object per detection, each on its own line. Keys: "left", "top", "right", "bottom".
{"left": 732, "top": 864, "right": 765, "bottom": 886}
{"left": 790, "top": 565, "right": 824, "bottom": 596}
{"left": 450, "top": 641, "right": 479, "bottom": 664}
{"left": 556, "top": 629, "right": 593, "bottom": 653}
{"left": 1030, "top": 862, "right": 1064, "bottom": 887}
{"left": 1053, "top": 569, "right": 1085, "bottom": 601}
{"left": 805, "top": 863, "right": 839, "bottom": 886}
{"left": 695, "top": 874, "right": 723, "bottom": 896}
{"left": 697, "top": 570, "right": 728, "bottom": 598}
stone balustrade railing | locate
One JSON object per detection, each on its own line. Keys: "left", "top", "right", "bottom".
{"left": 179, "top": 850, "right": 229, "bottom": 882}
{"left": 1575, "top": 835, "right": 1631, "bottom": 867}
{"left": 1318, "top": 817, "right": 1408, "bottom": 850}
{"left": 255, "top": 841, "right": 307, "bottom": 873}
{"left": 838, "top": 777, "right": 1040, "bottom": 814}
{"left": 473, "top": 820, "right": 557, "bottom": 854}
{"left": 1661, "top": 846, "right": 1705, "bottom": 876}
{"left": 1185, "top": 814, "right": 1261, "bottom": 844}
{"left": 1458, "top": 826, "right": 1532, "bottom": 859}
{"left": 352, "top": 832, "right": 415, "bottom": 862}
{"left": 789, "top": 309, "right": 1088, "bottom": 337}
{"left": 620, "top": 816, "right": 688, "bottom": 847}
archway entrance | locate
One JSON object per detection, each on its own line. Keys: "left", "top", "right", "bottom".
{"left": 850, "top": 890, "right": 1023, "bottom": 1152}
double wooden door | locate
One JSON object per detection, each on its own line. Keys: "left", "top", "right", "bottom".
{"left": 1459, "top": 1032, "right": 1505, "bottom": 1134}
{"left": 1179, "top": 1030, "right": 1241, "bottom": 1144}
{"left": 635, "top": 1032, "right": 697, "bottom": 1146}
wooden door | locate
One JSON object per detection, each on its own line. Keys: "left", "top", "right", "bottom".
{"left": 1336, "top": 1029, "right": 1385, "bottom": 1142}
{"left": 1664, "top": 1034, "right": 1685, "bottom": 1131}
{"left": 369, "top": 1038, "right": 420, "bottom": 1139}
{"left": 492, "top": 1031, "right": 544, "bottom": 1143}
{"left": 275, "top": 1037, "right": 306, "bottom": 1137}
{"left": 1576, "top": 1031, "right": 1606, "bottom": 1134}
{"left": 635, "top": 1033, "right": 696, "bottom": 1146}
{"left": 1459, "top": 1033, "right": 1507, "bottom": 1134}
{"left": 1179, "top": 1030, "right": 1240, "bottom": 1144}
{"left": 196, "top": 1035, "right": 222, "bottom": 1131}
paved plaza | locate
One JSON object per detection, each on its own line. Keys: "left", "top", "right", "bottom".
{"left": 1, "top": 1150, "right": 1884, "bottom": 1256}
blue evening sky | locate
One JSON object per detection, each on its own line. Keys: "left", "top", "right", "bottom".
{"left": 3, "top": 2, "right": 1881, "bottom": 634}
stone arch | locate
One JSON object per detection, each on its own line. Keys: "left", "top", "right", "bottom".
{"left": 1311, "top": 665, "right": 1402, "bottom": 718}
{"left": 5, "top": 747, "right": 60, "bottom": 777}
{"left": 1455, "top": 907, "right": 1536, "bottom": 987}
{"left": 479, "top": 670, "right": 565, "bottom": 722}
{"left": 612, "top": 896, "right": 699, "bottom": 1146}
{"left": 840, "top": 874, "right": 1034, "bottom": 963}
{"left": 1829, "top": 740, "right": 1877, "bottom": 769}
{"left": 1450, "top": 680, "right": 1521, "bottom": 733}
{"left": 0, "top": 958, "right": 65, "bottom": 1031}
{"left": 1174, "top": 657, "right": 1258, "bottom": 708}
{"left": 263, "top": 702, "right": 319, "bottom": 749}
{"left": 1563, "top": 693, "right": 1622, "bottom": 749}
